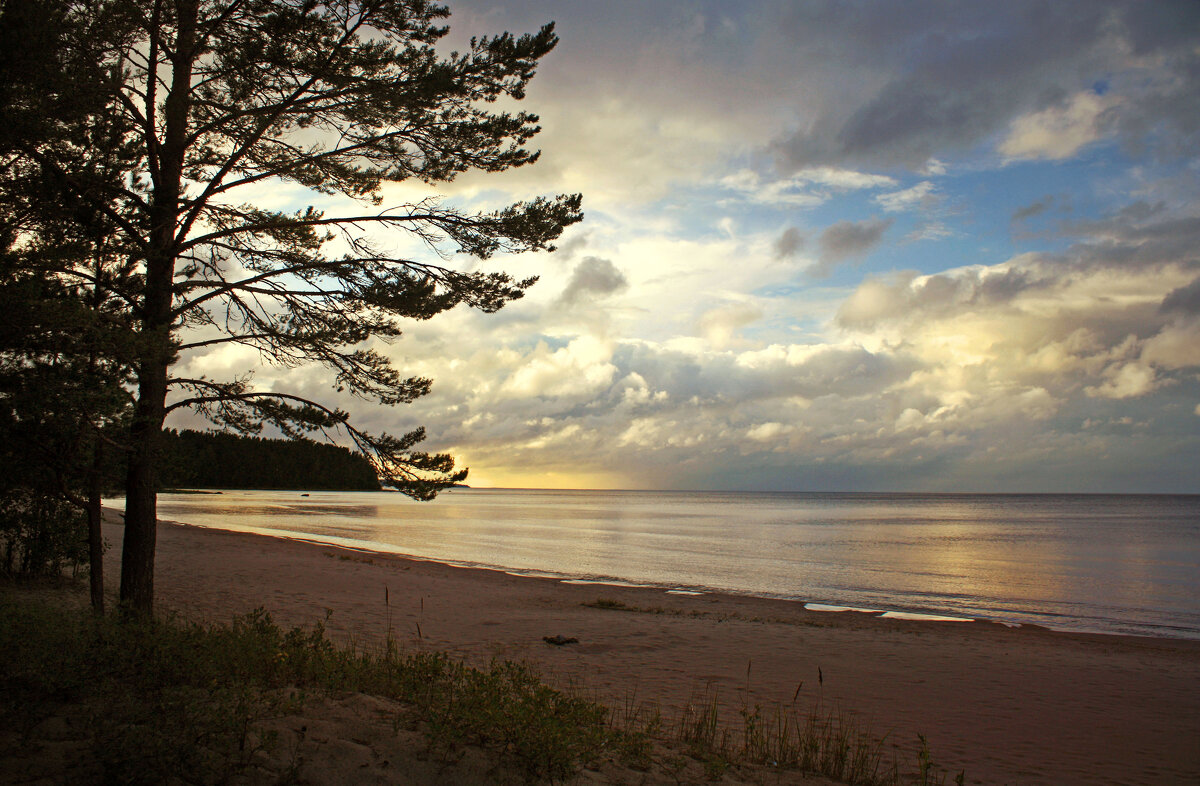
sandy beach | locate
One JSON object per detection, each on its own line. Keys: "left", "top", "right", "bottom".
{"left": 101, "top": 515, "right": 1200, "bottom": 785}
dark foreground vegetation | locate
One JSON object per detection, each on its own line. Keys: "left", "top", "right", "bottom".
{"left": 0, "top": 589, "right": 641, "bottom": 784}
{"left": 0, "top": 585, "right": 963, "bottom": 785}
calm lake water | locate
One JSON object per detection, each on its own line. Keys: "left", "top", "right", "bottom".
{"left": 109, "top": 489, "right": 1200, "bottom": 640}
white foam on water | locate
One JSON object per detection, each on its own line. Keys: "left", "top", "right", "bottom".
{"left": 805, "top": 603, "right": 880, "bottom": 614}
{"left": 880, "top": 610, "right": 971, "bottom": 623}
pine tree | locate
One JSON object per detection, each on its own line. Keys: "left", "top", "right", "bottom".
{"left": 1, "top": 0, "right": 139, "bottom": 611}
{"left": 5, "top": 0, "right": 581, "bottom": 615}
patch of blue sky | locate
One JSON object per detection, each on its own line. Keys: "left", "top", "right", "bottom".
{"left": 976, "top": 158, "right": 1124, "bottom": 219}
{"left": 742, "top": 312, "right": 829, "bottom": 345}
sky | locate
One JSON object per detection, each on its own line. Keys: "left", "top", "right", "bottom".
{"left": 174, "top": 0, "right": 1200, "bottom": 493}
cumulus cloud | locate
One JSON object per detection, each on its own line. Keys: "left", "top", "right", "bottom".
{"left": 498, "top": 336, "right": 618, "bottom": 400}
{"left": 836, "top": 267, "right": 1041, "bottom": 330}
{"left": 1141, "top": 322, "right": 1200, "bottom": 369}
{"left": 559, "top": 256, "right": 629, "bottom": 304}
{"left": 812, "top": 218, "right": 892, "bottom": 277}
{"left": 698, "top": 302, "right": 763, "bottom": 349}
{"left": 209, "top": 217, "right": 1200, "bottom": 491}
{"left": 1085, "top": 362, "right": 1160, "bottom": 399}
{"left": 430, "top": 2, "right": 1200, "bottom": 491}
{"left": 999, "top": 91, "right": 1116, "bottom": 160}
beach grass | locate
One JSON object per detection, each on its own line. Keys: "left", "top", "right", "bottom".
{"left": 0, "top": 588, "right": 648, "bottom": 783}
{"left": 0, "top": 585, "right": 961, "bottom": 784}
{"left": 672, "top": 689, "right": 903, "bottom": 785}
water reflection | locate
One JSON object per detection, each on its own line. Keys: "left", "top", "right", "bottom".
{"left": 104, "top": 489, "right": 1200, "bottom": 638}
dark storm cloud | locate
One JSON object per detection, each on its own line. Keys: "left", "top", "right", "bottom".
{"left": 813, "top": 217, "right": 891, "bottom": 277}
{"left": 1161, "top": 278, "right": 1200, "bottom": 316}
{"left": 1059, "top": 214, "right": 1200, "bottom": 271}
{"left": 559, "top": 256, "right": 629, "bottom": 303}
{"left": 773, "top": 1, "right": 1114, "bottom": 168}
{"left": 1106, "top": 1, "right": 1200, "bottom": 159}
{"left": 769, "top": 0, "right": 1200, "bottom": 170}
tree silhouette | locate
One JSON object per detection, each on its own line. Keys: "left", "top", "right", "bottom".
{"left": 1, "top": 0, "right": 140, "bottom": 611}
{"left": 6, "top": 0, "right": 581, "bottom": 614}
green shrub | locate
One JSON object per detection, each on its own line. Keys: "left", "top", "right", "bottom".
{"left": 0, "top": 488, "right": 88, "bottom": 578}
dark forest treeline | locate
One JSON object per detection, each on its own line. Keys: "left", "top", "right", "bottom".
{"left": 158, "top": 430, "right": 381, "bottom": 491}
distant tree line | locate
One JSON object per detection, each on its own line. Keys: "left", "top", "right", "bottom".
{"left": 158, "top": 430, "right": 380, "bottom": 491}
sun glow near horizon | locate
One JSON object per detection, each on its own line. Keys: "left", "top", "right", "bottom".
{"left": 455, "top": 466, "right": 637, "bottom": 493}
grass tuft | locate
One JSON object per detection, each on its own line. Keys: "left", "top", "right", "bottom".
{"left": 671, "top": 687, "right": 959, "bottom": 786}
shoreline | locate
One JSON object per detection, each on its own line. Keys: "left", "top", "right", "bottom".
{"left": 141, "top": 511, "right": 1196, "bottom": 642}
{"left": 100, "top": 513, "right": 1200, "bottom": 784}
{"left": 189, "top": 520, "right": 1026, "bottom": 627}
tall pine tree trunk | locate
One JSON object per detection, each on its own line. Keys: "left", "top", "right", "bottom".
{"left": 118, "top": 0, "right": 197, "bottom": 617}
{"left": 119, "top": 362, "right": 167, "bottom": 616}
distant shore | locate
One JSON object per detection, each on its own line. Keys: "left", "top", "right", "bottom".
{"left": 104, "top": 513, "right": 1200, "bottom": 784}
